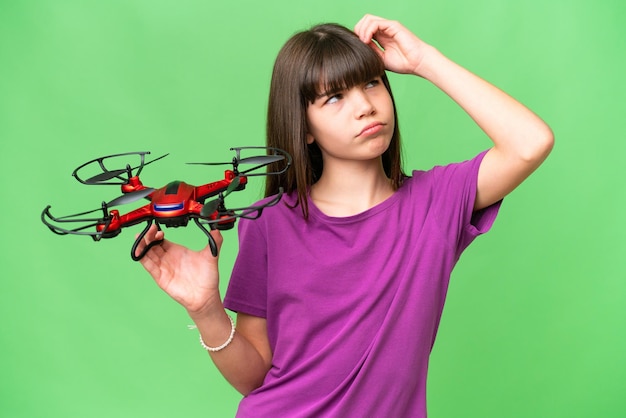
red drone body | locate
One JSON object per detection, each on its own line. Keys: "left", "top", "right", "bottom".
{"left": 96, "top": 170, "right": 245, "bottom": 236}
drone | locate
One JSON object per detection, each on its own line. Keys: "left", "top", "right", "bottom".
{"left": 41, "top": 147, "right": 291, "bottom": 261}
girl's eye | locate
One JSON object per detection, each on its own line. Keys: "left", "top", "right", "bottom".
{"left": 325, "top": 93, "right": 342, "bottom": 105}
{"left": 365, "top": 79, "right": 380, "bottom": 89}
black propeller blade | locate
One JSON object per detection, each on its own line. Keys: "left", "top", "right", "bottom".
{"left": 200, "top": 200, "right": 220, "bottom": 218}
{"left": 186, "top": 161, "right": 232, "bottom": 166}
{"left": 107, "top": 188, "right": 155, "bottom": 208}
{"left": 225, "top": 176, "right": 242, "bottom": 194}
{"left": 198, "top": 188, "right": 284, "bottom": 226}
{"left": 239, "top": 155, "right": 285, "bottom": 165}
{"left": 85, "top": 169, "right": 129, "bottom": 184}
{"left": 188, "top": 154, "right": 284, "bottom": 167}
{"left": 200, "top": 177, "right": 241, "bottom": 217}
{"left": 44, "top": 188, "right": 154, "bottom": 230}
{"left": 135, "top": 153, "right": 169, "bottom": 177}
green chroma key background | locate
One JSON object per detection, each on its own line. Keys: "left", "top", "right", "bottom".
{"left": 1, "top": 0, "right": 624, "bottom": 416}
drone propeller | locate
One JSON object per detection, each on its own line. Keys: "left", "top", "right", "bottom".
{"left": 189, "top": 154, "right": 284, "bottom": 167}
{"left": 134, "top": 153, "right": 168, "bottom": 176}
{"left": 200, "top": 200, "right": 220, "bottom": 218}
{"left": 85, "top": 169, "right": 129, "bottom": 184}
{"left": 200, "top": 177, "right": 241, "bottom": 217}
{"left": 238, "top": 155, "right": 285, "bottom": 165}
{"left": 42, "top": 188, "right": 155, "bottom": 237}
{"left": 199, "top": 188, "right": 284, "bottom": 226}
{"left": 107, "top": 188, "right": 155, "bottom": 207}
{"left": 193, "top": 188, "right": 284, "bottom": 258}
{"left": 236, "top": 147, "right": 292, "bottom": 176}
{"left": 41, "top": 202, "right": 112, "bottom": 238}
{"left": 74, "top": 152, "right": 169, "bottom": 185}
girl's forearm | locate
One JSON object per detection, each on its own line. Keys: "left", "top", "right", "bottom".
{"left": 416, "top": 45, "right": 553, "bottom": 161}
{"left": 189, "top": 306, "right": 271, "bottom": 395}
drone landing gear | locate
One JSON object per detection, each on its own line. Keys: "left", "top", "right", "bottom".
{"left": 131, "top": 218, "right": 222, "bottom": 261}
{"left": 131, "top": 220, "right": 164, "bottom": 261}
{"left": 193, "top": 218, "right": 218, "bottom": 257}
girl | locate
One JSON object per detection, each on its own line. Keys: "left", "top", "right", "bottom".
{"left": 138, "top": 14, "right": 553, "bottom": 417}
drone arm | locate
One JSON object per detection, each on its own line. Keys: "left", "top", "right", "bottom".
{"left": 195, "top": 174, "right": 246, "bottom": 202}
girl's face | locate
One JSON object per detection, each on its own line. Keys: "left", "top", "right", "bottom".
{"left": 305, "top": 77, "right": 395, "bottom": 166}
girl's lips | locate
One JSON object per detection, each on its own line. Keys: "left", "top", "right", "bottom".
{"left": 358, "top": 122, "right": 384, "bottom": 137}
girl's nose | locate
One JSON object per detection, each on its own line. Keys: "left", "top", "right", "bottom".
{"left": 353, "top": 91, "right": 376, "bottom": 118}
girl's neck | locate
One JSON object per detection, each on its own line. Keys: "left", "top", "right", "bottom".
{"left": 309, "top": 158, "right": 394, "bottom": 217}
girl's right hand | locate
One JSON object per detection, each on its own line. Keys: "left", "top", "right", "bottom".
{"left": 354, "top": 14, "right": 431, "bottom": 77}
{"left": 136, "top": 224, "right": 224, "bottom": 316}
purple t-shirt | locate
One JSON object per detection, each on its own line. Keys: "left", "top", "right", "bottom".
{"left": 224, "top": 151, "right": 501, "bottom": 417}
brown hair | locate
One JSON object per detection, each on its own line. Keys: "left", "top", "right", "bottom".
{"left": 265, "top": 23, "right": 405, "bottom": 219}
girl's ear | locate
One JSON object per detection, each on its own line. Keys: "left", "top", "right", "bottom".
{"left": 306, "top": 133, "right": 315, "bottom": 145}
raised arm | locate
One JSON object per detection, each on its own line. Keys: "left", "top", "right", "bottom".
{"left": 137, "top": 225, "right": 272, "bottom": 395}
{"left": 354, "top": 15, "right": 554, "bottom": 210}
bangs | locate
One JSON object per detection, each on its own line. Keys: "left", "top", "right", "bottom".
{"left": 300, "top": 27, "right": 385, "bottom": 103}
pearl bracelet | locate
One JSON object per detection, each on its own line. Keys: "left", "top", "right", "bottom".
{"left": 199, "top": 315, "right": 236, "bottom": 352}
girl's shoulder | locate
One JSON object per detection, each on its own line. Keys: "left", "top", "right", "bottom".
{"left": 404, "top": 151, "right": 490, "bottom": 187}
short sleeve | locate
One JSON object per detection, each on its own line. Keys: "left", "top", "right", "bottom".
{"left": 429, "top": 150, "right": 502, "bottom": 257}
{"left": 223, "top": 218, "right": 268, "bottom": 318}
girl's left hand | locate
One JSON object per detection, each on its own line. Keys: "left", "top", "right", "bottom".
{"left": 354, "top": 14, "right": 430, "bottom": 77}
